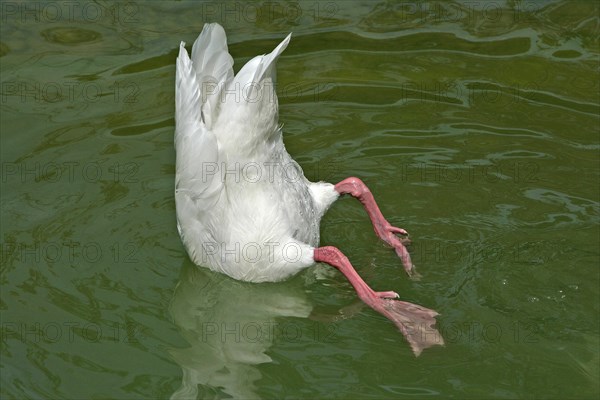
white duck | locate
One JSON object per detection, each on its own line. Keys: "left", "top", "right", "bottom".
{"left": 175, "top": 23, "right": 443, "bottom": 355}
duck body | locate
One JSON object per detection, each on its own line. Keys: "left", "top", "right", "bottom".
{"left": 175, "top": 24, "right": 338, "bottom": 282}
{"left": 175, "top": 23, "right": 443, "bottom": 355}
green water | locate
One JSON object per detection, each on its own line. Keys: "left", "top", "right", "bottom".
{"left": 1, "top": 1, "right": 599, "bottom": 399}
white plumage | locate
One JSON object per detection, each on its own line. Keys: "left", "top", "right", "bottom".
{"left": 175, "top": 23, "right": 338, "bottom": 283}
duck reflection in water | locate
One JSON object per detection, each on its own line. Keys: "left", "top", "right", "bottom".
{"left": 168, "top": 263, "right": 312, "bottom": 399}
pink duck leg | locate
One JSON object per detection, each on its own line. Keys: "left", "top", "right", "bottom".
{"left": 314, "top": 247, "right": 444, "bottom": 356}
{"left": 335, "top": 177, "right": 417, "bottom": 277}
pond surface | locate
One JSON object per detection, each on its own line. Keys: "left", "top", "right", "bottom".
{"left": 1, "top": 1, "right": 599, "bottom": 399}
